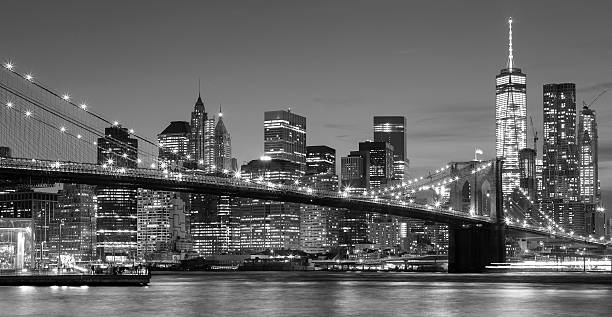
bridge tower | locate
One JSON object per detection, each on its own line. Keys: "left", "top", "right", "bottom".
{"left": 447, "top": 158, "right": 506, "bottom": 273}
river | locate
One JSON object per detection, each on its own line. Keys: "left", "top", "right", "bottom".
{"left": 1, "top": 272, "right": 611, "bottom": 316}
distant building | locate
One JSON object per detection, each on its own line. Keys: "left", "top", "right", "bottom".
{"left": 374, "top": 116, "right": 409, "bottom": 180}
{"left": 519, "top": 148, "right": 537, "bottom": 201}
{"left": 306, "top": 145, "right": 336, "bottom": 175}
{"left": 300, "top": 145, "right": 339, "bottom": 254}
{"left": 496, "top": 18, "right": 527, "bottom": 197}
{"left": 137, "top": 190, "right": 187, "bottom": 258}
{"left": 213, "top": 110, "right": 232, "bottom": 172}
{"left": 264, "top": 110, "right": 306, "bottom": 172}
{"left": 189, "top": 94, "right": 215, "bottom": 169}
{"left": 358, "top": 141, "right": 394, "bottom": 188}
{"left": 96, "top": 125, "right": 138, "bottom": 263}
{"left": 158, "top": 121, "right": 191, "bottom": 164}
{"left": 0, "top": 146, "right": 11, "bottom": 158}
{"left": 578, "top": 105, "right": 599, "bottom": 204}
{"left": 341, "top": 151, "right": 370, "bottom": 192}
{"left": 55, "top": 184, "right": 97, "bottom": 265}
{"left": 238, "top": 158, "right": 301, "bottom": 252}
{"left": 542, "top": 83, "right": 584, "bottom": 234}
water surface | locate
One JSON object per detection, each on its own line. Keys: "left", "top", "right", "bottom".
{"left": 1, "top": 272, "right": 611, "bottom": 316}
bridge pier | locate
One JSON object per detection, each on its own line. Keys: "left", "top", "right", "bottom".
{"left": 448, "top": 223, "right": 505, "bottom": 273}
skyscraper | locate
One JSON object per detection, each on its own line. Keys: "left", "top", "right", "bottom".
{"left": 264, "top": 110, "right": 306, "bottom": 172}
{"left": 495, "top": 18, "right": 527, "bottom": 196}
{"left": 96, "top": 125, "right": 138, "bottom": 262}
{"left": 519, "top": 148, "right": 537, "bottom": 201}
{"left": 238, "top": 158, "right": 301, "bottom": 252}
{"left": 306, "top": 145, "right": 336, "bottom": 175}
{"left": 213, "top": 109, "right": 232, "bottom": 172}
{"left": 137, "top": 190, "right": 186, "bottom": 259}
{"left": 300, "top": 145, "right": 339, "bottom": 254}
{"left": 358, "top": 141, "right": 394, "bottom": 189}
{"left": 542, "top": 83, "right": 584, "bottom": 234}
{"left": 578, "top": 105, "right": 599, "bottom": 204}
{"left": 158, "top": 121, "right": 191, "bottom": 164}
{"left": 189, "top": 94, "right": 215, "bottom": 169}
{"left": 55, "top": 184, "right": 97, "bottom": 265}
{"left": 374, "top": 116, "right": 408, "bottom": 181}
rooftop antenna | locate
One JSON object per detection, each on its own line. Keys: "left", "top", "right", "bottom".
{"left": 508, "top": 17, "right": 514, "bottom": 69}
{"left": 219, "top": 104, "right": 223, "bottom": 117}
{"left": 198, "top": 77, "right": 201, "bottom": 96}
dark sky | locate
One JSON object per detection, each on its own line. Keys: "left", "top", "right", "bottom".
{"left": 1, "top": 1, "right": 611, "bottom": 202}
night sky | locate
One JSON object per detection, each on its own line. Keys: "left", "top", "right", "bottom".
{"left": 1, "top": 1, "right": 611, "bottom": 204}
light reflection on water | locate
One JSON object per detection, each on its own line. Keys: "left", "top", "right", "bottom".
{"left": 1, "top": 272, "right": 612, "bottom": 316}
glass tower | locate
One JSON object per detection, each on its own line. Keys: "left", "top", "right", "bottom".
{"left": 495, "top": 18, "right": 527, "bottom": 196}
{"left": 578, "top": 105, "right": 598, "bottom": 204}
{"left": 374, "top": 116, "right": 408, "bottom": 181}
{"left": 264, "top": 110, "right": 306, "bottom": 172}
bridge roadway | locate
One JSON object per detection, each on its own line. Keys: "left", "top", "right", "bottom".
{"left": 0, "top": 157, "right": 607, "bottom": 247}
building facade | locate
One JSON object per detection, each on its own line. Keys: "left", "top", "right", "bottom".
{"left": 374, "top": 116, "right": 409, "bottom": 181}
{"left": 96, "top": 125, "right": 138, "bottom": 263}
{"left": 264, "top": 110, "right": 306, "bottom": 172}
{"left": 495, "top": 18, "right": 527, "bottom": 197}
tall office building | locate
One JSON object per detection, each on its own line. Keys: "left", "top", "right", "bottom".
{"left": 300, "top": 146, "right": 339, "bottom": 254}
{"left": 237, "top": 158, "right": 301, "bottom": 252}
{"left": 96, "top": 125, "right": 138, "bottom": 263}
{"left": 374, "top": 116, "right": 408, "bottom": 181}
{"left": 213, "top": 110, "right": 232, "bottom": 172}
{"left": 189, "top": 94, "right": 215, "bottom": 169}
{"left": 137, "top": 190, "right": 186, "bottom": 258}
{"left": 578, "top": 105, "right": 599, "bottom": 204}
{"left": 55, "top": 184, "right": 97, "bottom": 265}
{"left": 306, "top": 145, "right": 336, "bottom": 175}
{"left": 542, "top": 83, "right": 584, "bottom": 234}
{"left": 264, "top": 110, "right": 306, "bottom": 172}
{"left": 358, "top": 141, "right": 394, "bottom": 189}
{"left": 158, "top": 121, "right": 191, "bottom": 164}
{"left": 495, "top": 18, "right": 527, "bottom": 196}
{"left": 340, "top": 151, "right": 370, "bottom": 192}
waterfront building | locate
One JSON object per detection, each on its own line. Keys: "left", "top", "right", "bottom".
{"left": 495, "top": 18, "right": 527, "bottom": 196}
{"left": 237, "top": 158, "right": 301, "bottom": 252}
{"left": 96, "top": 125, "right": 138, "bottom": 263}
{"left": 300, "top": 145, "right": 339, "bottom": 254}
{"left": 54, "top": 184, "right": 97, "bottom": 265}
{"left": 374, "top": 116, "right": 409, "bottom": 181}
{"left": 137, "top": 190, "right": 187, "bottom": 258}
{"left": 0, "top": 190, "right": 58, "bottom": 269}
{"left": 264, "top": 109, "right": 306, "bottom": 172}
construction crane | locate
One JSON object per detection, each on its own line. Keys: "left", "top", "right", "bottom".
{"left": 529, "top": 116, "right": 538, "bottom": 155}
{"left": 582, "top": 89, "right": 608, "bottom": 109}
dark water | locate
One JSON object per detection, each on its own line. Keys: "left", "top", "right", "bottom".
{"left": 1, "top": 272, "right": 612, "bottom": 316}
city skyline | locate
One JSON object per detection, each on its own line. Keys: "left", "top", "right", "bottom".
{"left": 1, "top": 0, "right": 610, "bottom": 208}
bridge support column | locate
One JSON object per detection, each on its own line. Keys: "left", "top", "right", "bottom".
{"left": 448, "top": 223, "right": 505, "bottom": 273}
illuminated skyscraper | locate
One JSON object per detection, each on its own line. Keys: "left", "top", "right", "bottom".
{"left": 358, "top": 141, "right": 394, "bottom": 189}
{"left": 96, "top": 125, "right": 138, "bottom": 263}
{"left": 189, "top": 94, "right": 215, "bottom": 169}
{"left": 213, "top": 109, "right": 232, "bottom": 172}
{"left": 542, "top": 83, "right": 585, "bottom": 234}
{"left": 264, "top": 110, "right": 306, "bottom": 172}
{"left": 374, "top": 116, "right": 409, "bottom": 181}
{"left": 578, "top": 105, "right": 599, "bottom": 204}
{"left": 495, "top": 18, "right": 527, "bottom": 196}
{"left": 158, "top": 121, "right": 191, "bottom": 164}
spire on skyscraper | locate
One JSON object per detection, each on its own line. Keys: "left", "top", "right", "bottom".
{"left": 508, "top": 17, "right": 514, "bottom": 69}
